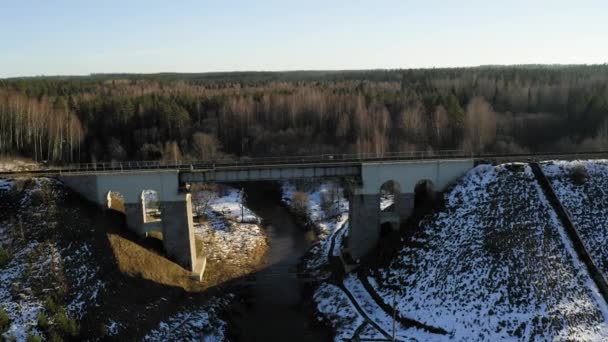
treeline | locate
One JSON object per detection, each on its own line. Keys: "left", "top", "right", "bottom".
{"left": 1, "top": 65, "right": 608, "bottom": 163}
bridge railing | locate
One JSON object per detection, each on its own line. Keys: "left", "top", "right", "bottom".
{"left": 7, "top": 149, "right": 608, "bottom": 176}
{"left": 46, "top": 150, "right": 470, "bottom": 175}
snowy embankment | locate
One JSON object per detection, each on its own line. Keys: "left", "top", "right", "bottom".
{"left": 366, "top": 164, "right": 608, "bottom": 340}
{"left": 0, "top": 178, "right": 104, "bottom": 341}
{"left": 144, "top": 295, "right": 232, "bottom": 342}
{"left": 193, "top": 186, "right": 267, "bottom": 269}
{"left": 542, "top": 160, "right": 608, "bottom": 279}
{"left": 281, "top": 181, "right": 348, "bottom": 276}
{"left": 0, "top": 159, "right": 39, "bottom": 172}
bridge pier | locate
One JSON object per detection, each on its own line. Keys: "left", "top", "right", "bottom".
{"left": 348, "top": 192, "right": 380, "bottom": 260}
{"left": 160, "top": 194, "right": 197, "bottom": 271}
{"left": 124, "top": 201, "right": 145, "bottom": 235}
{"left": 347, "top": 191, "right": 415, "bottom": 261}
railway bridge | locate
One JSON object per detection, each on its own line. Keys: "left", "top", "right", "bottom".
{"left": 3, "top": 151, "right": 479, "bottom": 273}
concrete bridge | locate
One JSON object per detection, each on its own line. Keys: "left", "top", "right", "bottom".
{"left": 2, "top": 151, "right": 479, "bottom": 273}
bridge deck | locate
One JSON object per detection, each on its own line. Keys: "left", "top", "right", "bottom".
{"left": 1, "top": 150, "right": 608, "bottom": 178}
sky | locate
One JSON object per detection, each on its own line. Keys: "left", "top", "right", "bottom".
{"left": 1, "top": 0, "right": 607, "bottom": 77}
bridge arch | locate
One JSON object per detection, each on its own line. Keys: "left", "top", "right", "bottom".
{"left": 106, "top": 190, "right": 125, "bottom": 213}
{"left": 142, "top": 189, "right": 162, "bottom": 224}
{"left": 379, "top": 180, "right": 400, "bottom": 212}
{"left": 379, "top": 180, "right": 401, "bottom": 236}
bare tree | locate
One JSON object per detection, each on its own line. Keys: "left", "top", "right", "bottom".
{"left": 463, "top": 96, "right": 497, "bottom": 152}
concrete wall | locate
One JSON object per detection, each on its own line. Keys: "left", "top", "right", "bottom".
{"left": 347, "top": 159, "right": 473, "bottom": 260}
{"left": 182, "top": 164, "right": 360, "bottom": 183}
{"left": 60, "top": 171, "right": 182, "bottom": 206}
{"left": 59, "top": 175, "right": 99, "bottom": 204}
{"left": 359, "top": 159, "right": 474, "bottom": 194}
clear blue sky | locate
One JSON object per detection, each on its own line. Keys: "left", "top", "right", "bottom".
{"left": 1, "top": 0, "right": 606, "bottom": 77}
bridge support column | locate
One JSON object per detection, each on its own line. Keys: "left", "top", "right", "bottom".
{"left": 394, "top": 193, "right": 415, "bottom": 219}
{"left": 347, "top": 192, "right": 380, "bottom": 261}
{"left": 161, "top": 194, "right": 197, "bottom": 272}
{"left": 124, "top": 202, "right": 146, "bottom": 236}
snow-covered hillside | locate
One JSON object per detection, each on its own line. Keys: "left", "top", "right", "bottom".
{"left": 306, "top": 164, "right": 608, "bottom": 341}
{"left": 0, "top": 179, "right": 105, "bottom": 341}
{"left": 367, "top": 164, "right": 608, "bottom": 340}
{"left": 144, "top": 295, "right": 232, "bottom": 342}
{"left": 543, "top": 160, "right": 608, "bottom": 279}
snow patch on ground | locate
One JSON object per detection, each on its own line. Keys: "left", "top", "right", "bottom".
{"left": 0, "top": 179, "right": 13, "bottom": 192}
{"left": 144, "top": 295, "right": 232, "bottom": 342}
{"left": 281, "top": 181, "right": 349, "bottom": 277}
{"left": 194, "top": 187, "right": 267, "bottom": 265}
{"left": 281, "top": 181, "right": 348, "bottom": 239}
{"left": 0, "top": 243, "right": 44, "bottom": 341}
{"left": 313, "top": 283, "right": 364, "bottom": 341}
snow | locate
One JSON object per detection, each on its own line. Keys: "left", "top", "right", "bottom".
{"left": 313, "top": 283, "right": 364, "bottom": 341}
{"left": 380, "top": 192, "right": 394, "bottom": 211}
{"left": 343, "top": 274, "right": 443, "bottom": 341}
{"left": 281, "top": 181, "right": 349, "bottom": 239}
{"left": 0, "top": 243, "right": 44, "bottom": 341}
{"left": 366, "top": 164, "right": 608, "bottom": 340}
{"left": 62, "top": 243, "right": 105, "bottom": 319}
{"left": 144, "top": 296, "right": 232, "bottom": 342}
{"left": 0, "top": 179, "right": 13, "bottom": 192}
{"left": 281, "top": 181, "right": 349, "bottom": 277}
{"left": 542, "top": 160, "right": 608, "bottom": 280}
{"left": 193, "top": 186, "right": 267, "bottom": 264}
{"left": 105, "top": 320, "right": 121, "bottom": 336}
{"left": 0, "top": 178, "right": 104, "bottom": 341}
{"left": 207, "top": 189, "right": 261, "bottom": 224}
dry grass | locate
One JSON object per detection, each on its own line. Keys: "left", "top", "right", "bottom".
{"left": 106, "top": 231, "right": 207, "bottom": 292}
{"left": 195, "top": 229, "right": 268, "bottom": 286}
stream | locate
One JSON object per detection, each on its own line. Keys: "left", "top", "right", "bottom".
{"left": 231, "top": 182, "right": 331, "bottom": 341}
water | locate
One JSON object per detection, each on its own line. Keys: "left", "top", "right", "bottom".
{"left": 231, "top": 182, "right": 330, "bottom": 342}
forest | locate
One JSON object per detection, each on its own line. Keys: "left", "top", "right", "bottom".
{"left": 1, "top": 65, "right": 608, "bottom": 164}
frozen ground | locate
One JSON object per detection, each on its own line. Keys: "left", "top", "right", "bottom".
{"left": 306, "top": 164, "right": 608, "bottom": 341}
{"left": 365, "top": 164, "right": 608, "bottom": 340}
{"left": 281, "top": 181, "right": 349, "bottom": 239}
{"left": 281, "top": 181, "right": 349, "bottom": 277}
{"left": 0, "top": 178, "right": 104, "bottom": 341}
{"left": 313, "top": 283, "right": 364, "bottom": 341}
{"left": 144, "top": 295, "right": 232, "bottom": 342}
{"left": 194, "top": 186, "right": 267, "bottom": 268}
{"left": 542, "top": 160, "right": 608, "bottom": 279}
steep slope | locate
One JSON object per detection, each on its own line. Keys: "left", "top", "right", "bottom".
{"left": 0, "top": 178, "right": 233, "bottom": 341}
{"left": 542, "top": 160, "right": 608, "bottom": 279}
{"left": 366, "top": 164, "right": 608, "bottom": 340}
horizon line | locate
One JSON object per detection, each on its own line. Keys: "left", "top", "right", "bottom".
{"left": 3, "top": 63, "right": 608, "bottom": 80}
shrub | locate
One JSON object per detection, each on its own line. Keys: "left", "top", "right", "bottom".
{"left": 292, "top": 192, "right": 309, "bottom": 217}
{"left": 0, "top": 306, "right": 10, "bottom": 333}
{"left": 570, "top": 164, "right": 589, "bottom": 185}
{"left": 26, "top": 332, "right": 42, "bottom": 342}
{"left": 44, "top": 296, "right": 57, "bottom": 314}
{"left": 53, "top": 308, "right": 79, "bottom": 337}
{"left": 37, "top": 311, "right": 48, "bottom": 330}
{"left": 0, "top": 246, "right": 10, "bottom": 267}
